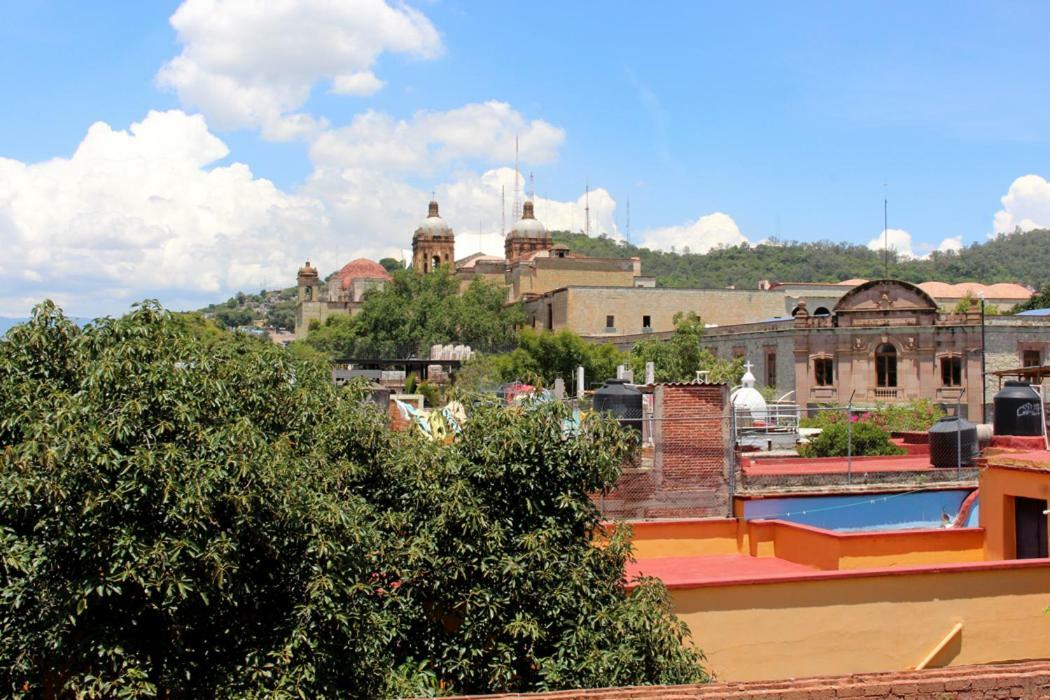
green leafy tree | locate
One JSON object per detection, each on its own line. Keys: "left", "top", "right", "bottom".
{"left": 1012, "top": 283, "right": 1050, "bottom": 313}
{"left": 627, "top": 312, "right": 744, "bottom": 384}
{"left": 462, "top": 328, "right": 624, "bottom": 389}
{"left": 1, "top": 301, "right": 705, "bottom": 697}
{"left": 303, "top": 269, "right": 523, "bottom": 358}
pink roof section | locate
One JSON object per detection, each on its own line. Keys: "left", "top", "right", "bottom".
{"left": 917, "top": 281, "right": 1031, "bottom": 300}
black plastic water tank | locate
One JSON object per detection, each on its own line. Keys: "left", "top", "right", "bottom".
{"left": 993, "top": 381, "right": 1043, "bottom": 436}
{"left": 593, "top": 379, "right": 643, "bottom": 433}
{"left": 928, "top": 416, "right": 978, "bottom": 468}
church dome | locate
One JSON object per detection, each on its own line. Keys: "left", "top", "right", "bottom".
{"left": 334, "top": 258, "right": 393, "bottom": 289}
{"left": 508, "top": 200, "right": 547, "bottom": 238}
{"left": 730, "top": 363, "right": 768, "bottom": 417}
{"left": 415, "top": 200, "right": 452, "bottom": 238}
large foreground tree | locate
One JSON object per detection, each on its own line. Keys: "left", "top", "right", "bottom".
{"left": 0, "top": 302, "right": 704, "bottom": 698}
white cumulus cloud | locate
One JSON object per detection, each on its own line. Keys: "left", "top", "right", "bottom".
{"left": 992, "top": 174, "right": 1050, "bottom": 235}
{"left": 867, "top": 228, "right": 917, "bottom": 259}
{"left": 0, "top": 110, "right": 329, "bottom": 316}
{"left": 310, "top": 101, "right": 565, "bottom": 173}
{"left": 867, "top": 229, "right": 963, "bottom": 260}
{"left": 157, "top": 0, "right": 443, "bottom": 139}
{"left": 638, "top": 212, "right": 748, "bottom": 254}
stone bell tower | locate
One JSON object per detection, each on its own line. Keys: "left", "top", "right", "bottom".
{"left": 412, "top": 200, "right": 455, "bottom": 273}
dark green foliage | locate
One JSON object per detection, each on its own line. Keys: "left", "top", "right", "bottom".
{"left": 554, "top": 228, "right": 1050, "bottom": 289}
{"left": 799, "top": 420, "right": 906, "bottom": 458}
{"left": 0, "top": 301, "right": 705, "bottom": 697}
{"left": 455, "top": 328, "right": 624, "bottom": 391}
{"left": 302, "top": 268, "right": 524, "bottom": 358}
{"left": 627, "top": 312, "right": 743, "bottom": 384}
{"left": 800, "top": 400, "right": 945, "bottom": 433}
{"left": 1012, "top": 283, "right": 1050, "bottom": 313}
{"left": 379, "top": 257, "right": 405, "bottom": 273}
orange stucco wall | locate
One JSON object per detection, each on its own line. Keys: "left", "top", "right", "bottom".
{"left": 627, "top": 518, "right": 985, "bottom": 570}
{"left": 980, "top": 464, "right": 1050, "bottom": 560}
{"left": 671, "top": 562, "right": 1050, "bottom": 682}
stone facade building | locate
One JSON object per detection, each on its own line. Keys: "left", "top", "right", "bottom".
{"left": 294, "top": 258, "right": 392, "bottom": 338}
{"left": 631, "top": 279, "right": 1050, "bottom": 418}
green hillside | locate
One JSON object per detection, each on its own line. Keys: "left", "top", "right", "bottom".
{"left": 553, "top": 228, "right": 1050, "bottom": 290}
{"left": 200, "top": 228, "right": 1050, "bottom": 326}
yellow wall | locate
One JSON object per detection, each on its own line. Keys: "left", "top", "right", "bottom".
{"left": 980, "top": 465, "right": 1050, "bottom": 560}
{"left": 627, "top": 519, "right": 985, "bottom": 570}
{"left": 672, "top": 563, "right": 1050, "bottom": 681}
{"left": 624, "top": 519, "right": 741, "bottom": 558}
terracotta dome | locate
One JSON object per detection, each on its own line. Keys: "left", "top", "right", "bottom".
{"left": 333, "top": 258, "right": 393, "bottom": 289}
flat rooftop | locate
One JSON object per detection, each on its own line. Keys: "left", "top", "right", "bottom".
{"left": 742, "top": 454, "right": 935, "bottom": 476}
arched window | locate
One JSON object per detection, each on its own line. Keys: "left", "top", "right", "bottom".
{"left": 875, "top": 342, "right": 897, "bottom": 387}
{"left": 814, "top": 306, "right": 831, "bottom": 316}
{"left": 304, "top": 286, "right": 312, "bottom": 301}
{"left": 432, "top": 255, "right": 441, "bottom": 269}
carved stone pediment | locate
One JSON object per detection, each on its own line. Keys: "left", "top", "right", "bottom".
{"left": 831, "top": 281, "right": 940, "bottom": 327}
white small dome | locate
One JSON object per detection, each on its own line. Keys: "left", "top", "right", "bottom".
{"left": 730, "top": 363, "right": 768, "bottom": 416}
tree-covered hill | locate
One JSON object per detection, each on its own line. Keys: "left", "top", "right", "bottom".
{"left": 554, "top": 228, "right": 1050, "bottom": 290}
{"left": 200, "top": 228, "right": 1050, "bottom": 326}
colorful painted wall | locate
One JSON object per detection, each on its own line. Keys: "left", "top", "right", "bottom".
{"left": 670, "top": 561, "right": 1050, "bottom": 682}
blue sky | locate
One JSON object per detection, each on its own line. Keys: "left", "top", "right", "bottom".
{"left": 1, "top": 1, "right": 1049, "bottom": 316}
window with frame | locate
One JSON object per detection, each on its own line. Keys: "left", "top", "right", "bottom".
{"left": 1023, "top": 349, "right": 1042, "bottom": 367}
{"left": 766, "top": 351, "right": 777, "bottom": 387}
{"left": 875, "top": 343, "right": 898, "bottom": 388}
{"left": 940, "top": 356, "right": 962, "bottom": 386}
{"left": 814, "top": 357, "right": 834, "bottom": 386}
{"left": 642, "top": 314, "right": 652, "bottom": 329}
{"left": 605, "top": 315, "right": 615, "bottom": 329}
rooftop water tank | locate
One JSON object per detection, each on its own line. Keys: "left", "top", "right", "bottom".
{"left": 928, "top": 416, "right": 978, "bottom": 468}
{"left": 993, "top": 381, "right": 1043, "bottom": 436}
{"left": 593, "top": 379, "right": 642, "bottom": 434}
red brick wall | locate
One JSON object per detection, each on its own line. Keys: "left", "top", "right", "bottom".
{"left": 436, "top": 660, "right": 1050, "bottom": 699}
{"left": 599, "top": 383, "right": 731, "bottom": 520}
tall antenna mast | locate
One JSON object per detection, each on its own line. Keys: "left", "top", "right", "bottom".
{"left": 626, "top": 196, "right": 631, "bottom": 244}
{"left": 883, "top": 183, "right": 889, "bottom": 278}
{"left": 585, "top": 180, "right": 591, "bottom": 236}
{"left": 512, "top": 136, "right": 521, "bottom": 221}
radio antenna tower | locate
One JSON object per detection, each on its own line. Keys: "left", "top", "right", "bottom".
{"left": 585, "top": 180, "right": 591, "bottom": 236}
{"left": 512, "top": 136, "right": 521, "bottom": 221}
{"left": 882, "top": 182, "right": 889, "bottom": 278}
{"left": 626, "top": 196, "right": 631, "bottom": 244}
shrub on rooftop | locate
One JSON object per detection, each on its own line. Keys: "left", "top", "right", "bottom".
{"left": 798, "top": 420, "right": 906, "bottom": 459}
{"left": 0, "top": 301, "right": 706, "bottom": 698}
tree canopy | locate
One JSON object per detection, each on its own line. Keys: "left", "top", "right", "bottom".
{"left": 302, "top": 267, "right": 524, "bottom": 358}
{"left": 627, "top": 312, "right": 744, "bottom": 385}
{"left": 0, "top": 301, "right": 704, "bottom": 698}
